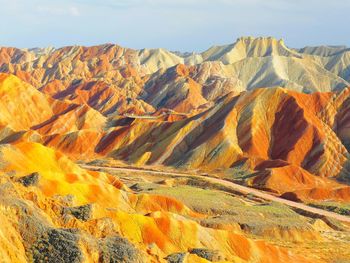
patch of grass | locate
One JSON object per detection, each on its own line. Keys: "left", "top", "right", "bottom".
{"left": 146, "top": 185, "right": 308, "bottom": 229}
{"left": 309, "top": 201, "right": 350, "bottom": 216}
{"left": 85, "top": 159, "right": 109, "bottom": 166}
{"left": 220, "top": 163, "right": 255, "bottom": 182}
{"left": 146, "top": 185, "right": 244, "bottom": 214}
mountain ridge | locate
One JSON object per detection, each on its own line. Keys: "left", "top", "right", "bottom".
{"left": 1, "top": 37, "right": 350, "bottom": 262}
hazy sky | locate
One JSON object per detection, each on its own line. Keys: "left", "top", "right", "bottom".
{"left": 0, "top": 0, "right": 349, "bottom": 51}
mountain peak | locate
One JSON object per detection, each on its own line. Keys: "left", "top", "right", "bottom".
{"left": 236, "top": 36, "right": 285, "bottom": 44}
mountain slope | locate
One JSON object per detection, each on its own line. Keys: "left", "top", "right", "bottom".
{"left": 0, "top": 141, "right": 322, "bottom": 263}
{"left": 1, "top": 36, "right": 350, "bottom": 106}
{"left": 1, "top": 37, "right": 350, "bottom": 262}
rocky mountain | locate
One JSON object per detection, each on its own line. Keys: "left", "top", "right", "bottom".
{"left": 1, "top": 37, "right": 350, "bottom": 262}
{"left": 1, "top": 36, "right": 350, "bottom": 200}
{"left": 1, "top": 36, "right": 350, "bottom": 115}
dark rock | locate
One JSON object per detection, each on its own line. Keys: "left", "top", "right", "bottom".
{"left": 31, "top": 228, "right": 82, "bottom": 263}
{"left": 165, "top": 252, "right": 186, "bottom": 263}
{"left": 18, "top": 172, "right": 40, "bottom": 187}
{"left": 280, "top": 192, "right": 302, "bottom": 202}
{"left": 99, "top": 236, "right": 144, "bottom": 263}
{"left": 0, "top": 131, "right": 26, "bottom": 144}
{"left": 64, "top": 204, "right": 93, "bottom": 221}
{"left": 189, "top": 248, "right": 222, "bottom": 262}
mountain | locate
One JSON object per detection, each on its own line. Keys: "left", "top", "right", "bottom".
{"left": 0, "top": 36, "right": 349, "bottom": 97}
{"left": 1, "top": 37, "right": 350, "bottom": 200}
{"left": 59, "top": 87, "right": 349, "bottom": 202}
{"left": 1, "top": 37, "right": 350, "bottom": 262}
{"left": 0, "top": 73, "right": 106, "bottom": 133}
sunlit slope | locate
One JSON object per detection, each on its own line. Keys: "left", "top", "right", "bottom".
{"left": 0, "top": 73, "right": 53, "bottom": 130}
{"left": 0, "top": 141, "right": 317, "bottom": 262}
{"left": 0, "top": 73, "right": 106, "bottom": 137}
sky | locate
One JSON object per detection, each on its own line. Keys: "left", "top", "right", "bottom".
{"left": 0, "top": 0, "right": 349, "bottom": 52}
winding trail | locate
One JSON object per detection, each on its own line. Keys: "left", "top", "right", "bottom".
{"left": 81, "top": 164, "right": 350, "bottom": 223}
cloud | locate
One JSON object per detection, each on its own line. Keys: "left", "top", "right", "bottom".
{"left": 69, "top": 6, "right": 80, "bottom": 16}
{"left": 36, "top": 5, "right": 80, "bottom": 16}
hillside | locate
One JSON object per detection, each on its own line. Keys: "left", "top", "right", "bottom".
{"left": 0, "top": 37, "right": 350, "bottom": 262}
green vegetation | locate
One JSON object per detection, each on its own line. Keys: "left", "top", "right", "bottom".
{"left": 145, "top": 184, "right": 309, "bottom": 231}
{"left": 309, "top": 202, "right": 350, "bottom": 216}
{"left": 221, "top": 165, "right": 256, "bottom": 183}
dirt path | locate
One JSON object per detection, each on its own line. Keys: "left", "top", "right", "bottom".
{"left": 81, "top": 165, "right": 350, "bottom": 223}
